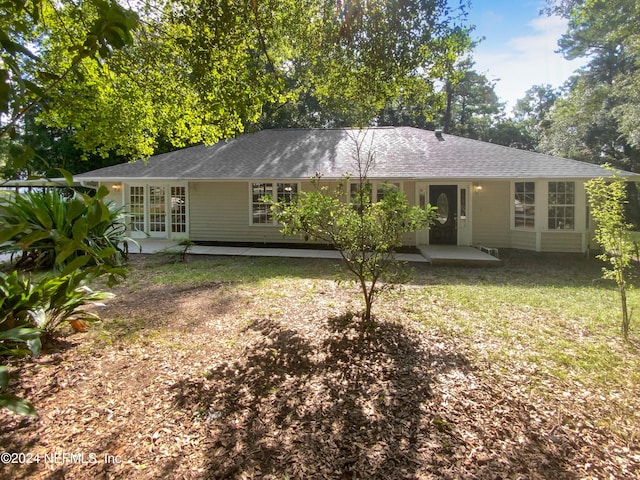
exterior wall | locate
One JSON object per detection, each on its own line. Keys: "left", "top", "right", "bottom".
{"left": 510, "top": 230, "right": 537, "bottom": 251}
{"left": 189, "top": 181, "right": 299, "bottom": 244}
{"left": 102, "top": 182, "right": 125, "bottom": 207}
{"left": 189, "top": 180, "right": 340, "bottom": 244}
{"left": 467, "top": 179, "right": 589, "bottom": 253}
{"left": 114, "top": 178, "right": 594, "bottom": 253}
{"left": 188, "top": 179, "right": 421, "bottom": 246}
{"left": 402, "top": 181, "right": 417, "bottom": 246}
{"left": 540, "top": 232, "right": 585, "bottom": 252}
{"left": 470, "top": 181, "right": 512, "bottom": 248}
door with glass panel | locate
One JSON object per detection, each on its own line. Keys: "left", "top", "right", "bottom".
{"left": 429, "top": 185, "right": 458, "bottom": 245}
{"left": 148, "top": 186, "right": 166, "bottom": 236}
{"left": 128, "top": 185, "right": 187, "bottom": 238}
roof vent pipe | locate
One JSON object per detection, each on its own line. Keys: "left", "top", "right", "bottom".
{"left": 435, "top": 128, "right": 444, "bottom": 141}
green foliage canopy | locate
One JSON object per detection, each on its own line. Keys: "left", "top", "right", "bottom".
{"left": 6, "top": 0, "right": 471, "bottom": 160}
{"left": 541, "top": 0, "right": 640, "bottom": 171}
{"left": 0, "top": 0, "right": 140, "bottom": 171}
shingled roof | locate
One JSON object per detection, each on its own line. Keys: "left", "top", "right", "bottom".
{"left": 75, "top": 127, "right": 635, "bottom": 181}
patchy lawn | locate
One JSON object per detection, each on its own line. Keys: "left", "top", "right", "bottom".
{"left": 1, "top": 251, "right": 639, "bottom": 479}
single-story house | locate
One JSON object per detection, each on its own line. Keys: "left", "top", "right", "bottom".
{"left": 75, "top": 127, "right": 639, "bottom": 253}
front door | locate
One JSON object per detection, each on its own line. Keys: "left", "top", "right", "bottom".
{"left": 429, "top": 185, "right": 458, "bottom": 245}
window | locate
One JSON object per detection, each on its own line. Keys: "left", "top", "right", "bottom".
{"left": 251, "top": 182, "right": 298, "bottom": 225}
{"left": 277, "top": 183, "right": 298, "bottom": 203}
{"left": 548, "top": 181, "right": 575, "bottom": 230}
{"left": 514, "top": 182, "right": 535, "bottom": 228}
{"left": 129, "top": 186, "right": 145, "bottom": 232}
{"left": 148, "top": 186, "right": 166, "bottom": 232}
{"left": 376, "top": 182, "right": 400, "bottom": 201}
{"left": 127, "top": 184, "right": 187, "bottom": 237}
{"left": 171, "top": 186, "right": 187, "bottom": 233}
{"left": 251, "top": 183, "right": 273, "bottom": 224}
{"left": 460, "top": 188, "right": 467, "bottom": 219}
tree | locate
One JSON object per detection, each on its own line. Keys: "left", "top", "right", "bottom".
{"left": 540, "top": 0, "right": 640, "bottom": 169}
{"left": 540, "top": 0, "right": 640, "bottom": 224}
{"left": 484, "top": 119, "right": 537, "bottom": 151}
{"left": 585, "top": 168, "right": 635, "bottom": 341}
{"left": 441, "top": 68, "right": 504, "bottom": 139}
{"left": 0, "top": 0, "right": 140, "bottom": 171}
{"left": 13, "top": 0, "right": 471, "bottom": 160}
{"left": 511, "top": 84, "right": 559, "bottom": 146}
{"left": 271, "top": 130, "right": 435, "bottom": 331}
{"left": 0, "top": 108, "right": 125, "bottom": 179}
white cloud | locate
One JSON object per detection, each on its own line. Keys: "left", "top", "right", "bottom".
{"left": 473, "top": 15, "right": 585, "bottom": 111}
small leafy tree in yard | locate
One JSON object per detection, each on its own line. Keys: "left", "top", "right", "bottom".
{"left": 272, "top": 130, "right": 436, "bottom": 331}
{"left": 586, "top": 167, "right": 635, "bottom": 340}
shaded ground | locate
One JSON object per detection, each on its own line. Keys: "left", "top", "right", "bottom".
{"left": 0, "top": 254, "right": 638, "bottom": 479}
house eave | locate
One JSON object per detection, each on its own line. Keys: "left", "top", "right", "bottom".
{"left": 77, "top": 172, "right": 640, "bottom": 184}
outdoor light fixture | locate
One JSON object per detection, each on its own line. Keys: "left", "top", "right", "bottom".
{"left": 111, "top": 184, "right": 122, "bottom": 191}
{"left": 473, "top": 184, "right": 483, "bottom": 193}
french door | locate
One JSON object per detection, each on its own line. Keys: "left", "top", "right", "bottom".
{"left": 127, "top": 184, "right": 187, "bottom": 238}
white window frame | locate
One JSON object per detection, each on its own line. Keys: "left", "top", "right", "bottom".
{"left": 513, "top": 181, "right": 536, "bottom": 230}
{"left": 249, "top": 181, "right": 300, "bottom": 226}
{"left": 547, "top": 181, "right": 576, "bottom": 230}
{"left": 348, "top": 181, "right": 403, "bottom": 203}
{"left": 125, "top": 183, "right": 189, "bottom": 238}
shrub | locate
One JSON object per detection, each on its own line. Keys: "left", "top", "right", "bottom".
{"left": 0, "top": 186, "right": 129, "bottom": 285}
{"left": 586, "top": 169, "right": 635, "bottom": 340}
{"left": 27, "top": 272, "right": 114, "bottom": 337}
{"left": 272, "top": 130, "right": 435, "bottom": 329}
{"left": 0, "top": 271, "right": 43, "bottom": 416}
{"left": 0, "top": 269, "right": 113, "bottom": 415}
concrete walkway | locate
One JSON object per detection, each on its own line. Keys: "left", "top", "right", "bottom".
{"left": 0, "top": 240, "right": 501, "bottom": 266}
{"left": 129, "top": 239, "right": 501, "bottom": 265}
{"left": 419, "top": 245, "right": 501, "bottom": 266}
{"left": 128, "top": 239, "right": 430, "bottom": 263}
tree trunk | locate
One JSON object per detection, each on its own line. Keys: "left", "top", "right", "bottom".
{"left": 620, "top": 284, "right": 630, "bottom": 341}
{"left": 443, "top": 80, "right": 453, "bottom": 133}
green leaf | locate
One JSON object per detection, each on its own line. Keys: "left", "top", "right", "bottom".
{"left": 55, "top": 241, "right": 81, "bottom": 265}
{"left": 56, "top": 168, "right": 74, "bottom": 186}
{"left": 23, "top": 79, "right": 45, "bottom": 97}
{"left": 0, "top": 366, "right": 8, "bottom": 390}
{"left": 66, "top": 197, "right": 87, "bottom": 222}
{"left": 96, "top": 247, "right": 116, "bottom": 259}
{"left": 61, "top": 255, "right": 92, "bottom": 276}
{"left": 0, "top": 224, "right": 26, "bottom": 244}
{"left": 0, "top": 393, "right": 38, "bottom": 416}
{"left": 71, "top": 217, "right": 88, "bottom": 241}
{"left": 19, "top": 230, "right": 51, "bottom": 249}
{"left": 26, "top": 336, "right": 41, "bottom": 357}
{"left": 95, "top": 185, "right": 110, "bottom": 200}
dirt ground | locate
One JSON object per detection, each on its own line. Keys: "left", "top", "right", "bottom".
{"left": 0, "top": 255, "right": 638, "bottom": 479}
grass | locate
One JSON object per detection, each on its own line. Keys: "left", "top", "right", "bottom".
{"left": 3, "top": 251, "right": 638, "bottom": 479}
{"left": 144, "top": 255, "right": 348, "bottom": 286}
{"left": 118, "top": 252, "right": 640, "bottom": 438}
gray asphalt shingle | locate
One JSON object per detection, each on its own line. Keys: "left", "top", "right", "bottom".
{"left": 75, "top": 127, "right": 633, "bottom": 181}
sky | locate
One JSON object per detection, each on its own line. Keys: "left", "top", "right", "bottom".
{"left": 461, "top": 0, "right": 586, "bottom": 112}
